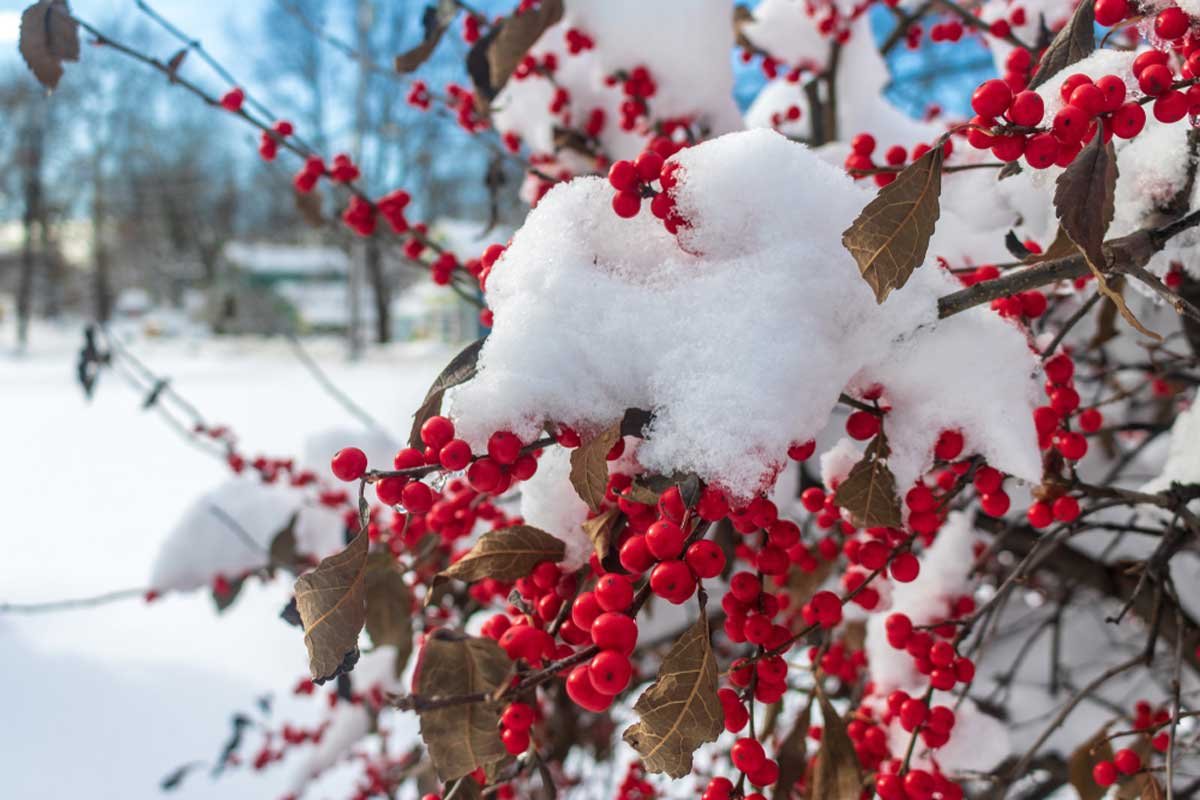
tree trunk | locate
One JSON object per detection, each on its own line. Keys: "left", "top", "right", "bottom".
{"left": 16, "top": 107, "right": 46, "bottom": 350}
{"left": 366, "top": 236, "right": 390, "bottom": 343}
{"left": 92, "top": 168, "right": 112, "bottom": 323}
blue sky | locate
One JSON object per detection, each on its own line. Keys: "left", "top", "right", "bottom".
{"left": 0, "top": 0, "right": 262, "bottom": 68}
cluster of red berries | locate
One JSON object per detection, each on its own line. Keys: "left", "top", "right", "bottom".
{"left": 1092, "top": 748, "right": 1143, "bottom": 786}
{"left": 844, "top": 133, "right": 952, "bottom": 188}
{"left": 603, "top": 65, "right": 657, "bottom": 131}
{"left": 966, "top": 73, "right": 1144, "bottom": 169}
{"left": 1033, "top": 352, "right": 1093, "bottom": 461}
{"left": 445, "top": 83, "right": 487, "bottom": 132}
{"left": 874, "top": 761, "right": 964, "bottom": 800}
{"left": 498, "top": 700, "right": 535, "bottom": 755}
{"left": 928, "top": 18, "right": 966, "bottom": 43}
{"left": 768, "top": 103, "right": 803, "bottom": 129}
{"left": 462, "top": 13, "right": 482, "bottom": 44}
{"left": 406, "top": 79, "right": 431, "bottom": 110}
{"left": 219, "top": 87, "right": 244, "bottom": 112}
{"left": 883, "top": 610, "right": 977, "bottom": 691}
{"left": 563, "top": 27, "right": 595, "bottom": 54}
{"left": 616, "top": 762, "right": 656, "bottom": 799}
{"left": 606, "top": 144, "right": 690, "bottom": 234}
{"left": 257, "top": 119, "right": 293, "bottom": 162}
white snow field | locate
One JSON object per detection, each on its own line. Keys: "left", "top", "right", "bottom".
{"left": 0, "top": 323, "right": 457, "bottom": 799}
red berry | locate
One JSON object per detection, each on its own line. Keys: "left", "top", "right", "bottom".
{"left": 891, "top": 552, "right": 920, "bottom": 583}
{"left": 934, "top": 430, "right": 964, "bottom": 460}
{"left": 331, "top": 447, "right": 368, "bottom": 481}
{"left": 1113, "top": 747, "right": 1141, "bottom": 775}
{"left": 590, "top": 612, "right": 638, "bottom": 655}
{"left": 1052, "top": 105, "right": 1089, "bottom": 143}
{"left": 466, "top": 457, "right": 503, "bottom": 493}
{"left": 971, "top": 79, "right": 1013, "bottom": 118}
{"left": 612, "top": 191, "right": 641, "bottom": 218}
{"left": 1052, "top": 495, "right": 1080, "bottom": 522}
{"left": 487, "top": 431, "right": 522, "bottom": 465}
{"left": 375, "top": 476, "right": 406, "bottom": 506}
{"left": 634, "top": 150, "right": 665, "bottom": 182}
{"left": 1092, "top": 0, "right": 1129, "bottom": 27}
{"left": 846, "top": 410, "right": 881, "bottom": 440}
{"left": 1092, "top": 760, "right": 1118, "bottom": 787}
{"left": 607, "top": 160, "right": 638, "bottom": 192}
{"left": 1155, "top": 91, "right": 1189, "bottom": 124}
{"left": 439, "top": 439, "right": 472, "bottom": 471}
{"left": 1078, "top": 407, "right": 1103, "bottom": 433}
{"left": 645, "top": 520, "right": 685, "bottom": 560}
{"left": 981, "top": 491, "right": 1011, "bottom": 517}
{"left": 788, "top": 439, "right": 816, "bottom": 461}
{"left": 1008, "top": 90, "right": 1044, "bottom": 126}
{"left": 1024, "top": 133, "right": 1059, "bottom": 169}
{"left": 566, "top": 663, "right": 612, "bottom": 712}
{"left": 731, "top": 737, "right": 766, "bottom": 773}
{"left": 1156, "top": 6, "right": 1190, "bottom": 40}
{"left": 851, "top": 133, "right": 876, "bottom": 155}
{"left": 685, "top": 540, "right": 726, "bottom": 579}
{"left": 501, "top": 702, "right": 534, "bottom": 731}
{"left": 219, "top": 87, "right": 245, "bottom": 112}
{"left": 501, "top": 727, "right": 529, "bottom": 755}
{"left": 1139, "top": 64, "right": 1174, "bottom": 97}
{"left": 594, "top": 574, "right": 634, "bottom": 612}
{"left": 649, "top": 560, "right": 697, "bottom": 604}
{"left": 1027, "top": 501, "right": 1053, "bottom": 528}
{"left": 1044, "top": 353, "right": 1075, "bottom": 384}
{"left": 421, "top": 416, "right": 455, "bottom": 450}
{"left": 588, "top": 649, "right": 632, "bottom": 695}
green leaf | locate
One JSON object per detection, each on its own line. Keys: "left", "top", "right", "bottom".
{"left": 841, "top": 143, "right": 944, "bottom": 303}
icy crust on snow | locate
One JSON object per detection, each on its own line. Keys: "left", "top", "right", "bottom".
{"left": 451, "top": 130, "right": 1041, "bottom": 499}
{"left": 492, "top": 0, "right": 742, "bottom": 163}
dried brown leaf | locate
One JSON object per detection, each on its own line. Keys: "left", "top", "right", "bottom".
{"left": 833, "top": 437, "right": 902, "bottom": 528}
{"left": 409, "top": 337, "right": 485, "bottom": 448}
{"left": 364, "top": 555, "right": 414, "bottom": 677}
{"left": 569, "top": 423, "right": 621, "bottom": 512}
{"left": 810, "top": 683, "right": 863, "bottom": 800}
{"left": 1067, "top": 724, "right": 1114, "bottom": 800}
{"left": 19, "top": 0, "right": 80, "bottom": 91}
{"left": 478, "top": 0, "right": 563, "bottom": 100}
{"left": 1025, "top": 226, "right": 1078, "bottom": 265}
{"left": 295, "top": 530, "right": 369, "bottom": 683}
{"left": 294, "top": 188, "right": 325, "bottom": 227}
{"left": 581, "top": 507, "right": 622, "bottom": 560}
{"left": 622, "top": 616, "right": 723, "bottom": 778}
{"left": 842, "top": 143, "right": 944, "bottom": 303}
{"left": 1029, "top": 0, "right": 1095, "bottom": 89}
{"left": 416, "top": 630, "right": 512, "bottom": 782}
{"left": 772, "top": 703, "right": 812, "bottom": 800}
{"left": 439, "top": 525, "right": 565, "bottom": 583}
{"left": 1055, "top": 136, "right": 1159, "bottom": 340}
{"left": 395, "top": 0, "right": 458, "bottom": 73}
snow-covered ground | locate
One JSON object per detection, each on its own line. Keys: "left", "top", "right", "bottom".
{"left": 0, "top": 321, "right": 458, "bottom": 799}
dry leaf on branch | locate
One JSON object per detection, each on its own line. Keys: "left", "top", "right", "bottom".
{"left": 622, "top": 616, "right": 723, "bottom": 777}
{"left": 1067, "top": 724, "right": 1115, "bottom": 800}
{"left": 1029, "top": 0, "right": 1095, "bottom": 89}
{"left": 416, "top": 630, "right": 512, "bottom": 782}
{"left": 438, "top": 525, "right": 565, "bottom": 584}
{"left": 810, "top": 683, "right": 863, "bottom": 800}
{"left": 409, "top": 337, "right": 485, "bottom": 448}
{"left": 569, "top": 423, "right": 622, "bottom": 512}
{"left": 395, "top": 0, "right": 459, "bottom": 73}
{"left": 842, "top": 143, "right": 944, "bottom": 303}
{"left": 295, "top": 530, "right": 370, "bottom": 683}
{"left": 19, "top": 0, "right": 80, "bottom": 90}
{"left": 834, "top": 436, "right": 902, "bottom": 528}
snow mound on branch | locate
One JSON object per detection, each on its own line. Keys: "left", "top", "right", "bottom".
{"left": 451, "top": 129, "right": 1041, "bottom": 499}
{"left": 520, "top": 446, "right": 593, "bottom": 569}
{"left": 150, "top": 478, "right": 300, "bottom": 591}
{"left": 1141, "top": 401, "right": 1200, "bottom": 512}
{"left": 492, "top": 0, "right": 741, "bottom": 163}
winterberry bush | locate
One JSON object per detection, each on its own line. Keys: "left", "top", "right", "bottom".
{"left": 17, "top": 0, "right": 1200, "bottom": 798}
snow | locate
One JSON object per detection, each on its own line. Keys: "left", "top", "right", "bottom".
{"left": 1142, "top": 401, "right": 1200, "bottom": 513}
{"left": 492, "top": 0, "right": 742, "bottom": 163}
{"left": 452, "top": 129, "right": 1042, "bottom": 500}
{"left": 519, "top": 446, "right": 593, "bottom": 569}
{"left": 0, "top": 327, "right": 458, "bottom": 799}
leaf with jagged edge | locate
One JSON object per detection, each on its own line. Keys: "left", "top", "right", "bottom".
{"left": 295, "top": 529, "right": 369, "bottom": 683}
{"left": 622, "top": 616, "right": 722, "bottom": 778}
{"left": 1068, "top": 723, "right": 1114, "bottom": 800}
{"left": 833, "top": 436, "right": 902, "bottom": 528}
{"left": 438, "top": 525, "right": 564, "bottom": 584}
{"left": 415, "top": 630, "right": 512, "bottom": 782}
{"left": 569, "top": 423, "right": 621, "bottom": 512}
{"left": 1029, "top": 0, "right": 1095, "bottom": 89}
{"left": 842, "top": 143, "right": 944, "bottom": 303}
{"left": 810, "top": 683, "right": 863, "bottom": 800}
{"left": 475, "top": 0, "right": 563, "bottom": 100}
